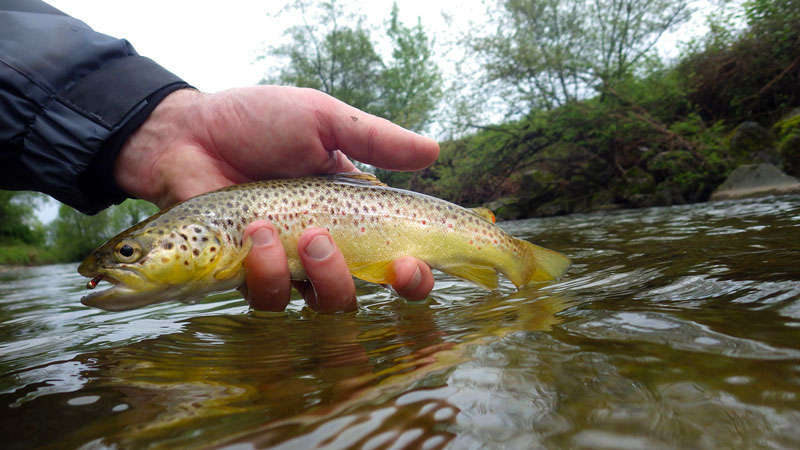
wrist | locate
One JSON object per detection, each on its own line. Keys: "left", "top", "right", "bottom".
{"left": 113, "top": 88, "right": 202, "bottom": 206}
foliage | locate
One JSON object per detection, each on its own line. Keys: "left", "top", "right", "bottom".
{"left": 678, "top": 0, "right": 800, "bottom": 123}
{"left": 372, "top": 4, "right": 442, "bottom": 131}
{"left": 379, "top": 0, "right": 796, "bottom": 219}
{"left": 0, "top": 243, "right": 58, "bottom": 265}
{"left": 0, "top": 191, "right": 46, "bottom": 246}
{"left": 774, "top": 110, "right": 800, "bottom": 176}
{"left": 466, "top": 0, "right": 691, "bottom": 113}
{"left": 265, "top": 0, "right": 442, "bottom": 133}
{"left": 49, "top": 199, "right": 158, "bottom": 262}
{"left": 388, "top": 55, "right": 734, "bottom": 216}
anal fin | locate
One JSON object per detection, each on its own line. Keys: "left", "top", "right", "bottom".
{"left": 440, "top": 263, "right": 498, "bottom": 289}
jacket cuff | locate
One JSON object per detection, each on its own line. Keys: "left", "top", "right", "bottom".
{"left": 58, "top": 55, "right": 191, "bottom": 214}
{"left": 77, "top": 79, "right": 193, "bottom": 214}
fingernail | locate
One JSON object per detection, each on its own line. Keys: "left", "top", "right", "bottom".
{"left": 252, "top": 227, "right": 274, "bottom": 247}
{"left": 408, "top": 266, "right": 422, "bottom": 290}
{"left": 305, "top": 234, "right": 334, "bottom": 260}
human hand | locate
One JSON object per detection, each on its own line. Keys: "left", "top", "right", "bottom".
{"left": 114, "top": 86, "right": 439, "bottom": 312}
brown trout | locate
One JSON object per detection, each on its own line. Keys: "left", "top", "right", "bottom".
{"left": 79, "top": 173, "right": 570, "bottom": 311}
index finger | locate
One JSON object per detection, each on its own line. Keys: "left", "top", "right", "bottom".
{"left": 312, "top": 92, "right": 440, "bottom": 171}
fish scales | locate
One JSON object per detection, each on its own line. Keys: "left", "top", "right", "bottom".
{"left": 183, "top": 178, "right": 519, "bottom": 279}
{"left": 78, "top": 173, "right": 570, "bottom": 311}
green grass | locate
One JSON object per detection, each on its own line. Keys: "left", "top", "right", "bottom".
{"left": 0, "top": 244, "right": 60, "bottom": 265}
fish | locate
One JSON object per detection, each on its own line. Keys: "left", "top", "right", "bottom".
{"left": 78, "top": 173, "right": 570, "bottom": 311}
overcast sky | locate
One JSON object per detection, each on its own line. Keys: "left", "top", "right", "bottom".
{"left": 35, "top": 0, "right": 714, "bottom": 222}
{"left": 47, "top": 0, "right": 477, "bottom": 92}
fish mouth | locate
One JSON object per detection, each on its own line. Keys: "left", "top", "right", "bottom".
{"left": 80, "top": 268, "right": 166, "bottom": 312}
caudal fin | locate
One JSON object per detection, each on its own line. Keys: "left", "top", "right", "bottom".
{"left": 506, "top": 238, "right": 571, "bottom": 287}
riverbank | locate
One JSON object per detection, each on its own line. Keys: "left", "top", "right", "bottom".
{"left": 377, "top": 4, "right": 799, "bottom": 220}
{"left": 0, "top": 243, "right": 59, "bottom": 266}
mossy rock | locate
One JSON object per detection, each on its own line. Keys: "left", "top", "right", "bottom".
{"left": 779, "top": 132, "right": 800, "bottom": 176}
{"left": 621, "top": 166, "right": 656, "bottom": 193}
{"left": 615, "top": 167, "right": 657, "bottom": 207}
{"left": 653, "top": 182, "right": 687, "bottom": 205}
{"left": 728, "top": 121, "right": 779, "bottom": 164}
{"left": 590, "top": 190, "right": 619, "bottom": 210}
{"left": 483, "top": 196, "right": 526, "bottom": 220}
{"left": 772, "top": 108, "right": 800, "bottom": 139}
{"left": 533, "top": 198, "right": 570, "bottom": 217}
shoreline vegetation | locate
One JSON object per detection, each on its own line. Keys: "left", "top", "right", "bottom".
{"left": 378, "top": 0, "right": 800, "bottom": 219}
{"left": 2, "top": 0, "right": 798, "bottom": 266}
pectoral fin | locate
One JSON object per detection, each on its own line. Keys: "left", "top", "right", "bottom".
{"left": 350, "top": 260, "right": 396, "bottom": 284}
{"left": 213, "top": 237, "right": 252, "bottom": 281}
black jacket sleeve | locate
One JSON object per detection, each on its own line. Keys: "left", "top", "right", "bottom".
{"left": 0, "top": 1, "right": 191, "bottom": 214}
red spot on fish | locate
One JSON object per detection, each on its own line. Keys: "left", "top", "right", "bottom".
{"left": 360, "top": 227, "right": 365, "bottom": 233}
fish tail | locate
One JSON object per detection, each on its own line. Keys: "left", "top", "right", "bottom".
{"left": 505, "top": 238, "right": 571, "bottom": 287}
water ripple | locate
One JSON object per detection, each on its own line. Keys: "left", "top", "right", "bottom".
{"left": 1, "top": 195, "right": 800, "bottom": 448}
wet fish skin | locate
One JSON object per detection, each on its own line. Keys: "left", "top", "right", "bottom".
{"left": 78, "top": 173, "right": 570, "bottom": 311}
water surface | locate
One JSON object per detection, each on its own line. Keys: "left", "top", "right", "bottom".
{"left": 2, "top": 195, "right": 799, "bottom": 448}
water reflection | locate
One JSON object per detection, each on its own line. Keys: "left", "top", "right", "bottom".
{"left": 3, "top": 284, "right": 567, "bottom": 448}
{"left": 1, "top": 195, "right": 800, "bottom": 448}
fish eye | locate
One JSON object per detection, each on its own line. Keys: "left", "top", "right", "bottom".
{"left": 114, "top": 241, "right": 141, "bottom": 263}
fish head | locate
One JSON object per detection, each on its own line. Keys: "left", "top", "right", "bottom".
{"left": 79, "top": 218, "right": 246, "bottom": 311}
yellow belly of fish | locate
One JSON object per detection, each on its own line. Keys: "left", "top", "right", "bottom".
{"left": 277, "top": 217, "right": 508, "bottom": 288}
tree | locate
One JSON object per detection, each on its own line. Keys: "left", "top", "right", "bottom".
{"left": 467, "top": 0, "right": 691, "bottom": 114}
{"left": 50, "top": 204, "right": 112, "bottom": 262}
{"left": 372, "top": 4, "right": 442, "bottom": 131}
{"left": 50, "top": 199, "right": 158, "bottom": 262}
{"left": 264, "top": 0, "right": 441, "bottom": 133}
{"left": 0, "top": 190, "right": 46, "bottom": 245}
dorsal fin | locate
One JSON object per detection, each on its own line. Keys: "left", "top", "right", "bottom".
{"left": 328, "top": 172, "right": 388, "bottom": 187}
{"left": 469, "top": 207, "right": 496, "bottom": 223}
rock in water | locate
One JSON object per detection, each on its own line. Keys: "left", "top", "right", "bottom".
{"left": 710, "top": 163, "right": 800, "bottom": 201}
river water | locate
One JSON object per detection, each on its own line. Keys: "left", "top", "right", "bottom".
{"left": 1, "top": 195, "right": 799, "bottom": 449}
